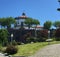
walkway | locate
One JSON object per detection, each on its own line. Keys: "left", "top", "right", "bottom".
{"left": 29, "top": 44, "right": 60, "bottom": 57}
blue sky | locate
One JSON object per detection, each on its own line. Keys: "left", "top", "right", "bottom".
{"left": 0, "top": 0, "right": 60, "bottom": 26}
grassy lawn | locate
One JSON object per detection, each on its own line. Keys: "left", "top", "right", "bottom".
{"left": 1, "top": 41, "right": 60, "bottom": 56}
{"left": 13, "top": 42, "right": 48, "bottom": 56}
{"left": 13, "top": 41, "right": 60, "bottom": 56}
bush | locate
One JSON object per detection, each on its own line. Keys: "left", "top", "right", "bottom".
{"left": 0, "top": 29, "right": 9, "bottom": 46}
{"left": 26, "top": 37, "right": 37, "bottom": 43}
{"left": 37, "top": 30, "right": 48, "bottom": 42}
{"left": 55, "top": 28, "right": 60, "bottom": 41}
{"left": 0, "top": 44, "right": 3, "bottom": 52}
{"left": 4, "top": 45, "right": 18, "bottom": 55}
{"left": 12, "top": 40, "right": 17, "bottom": 46}
{"left": 17, "top": 42, "right": 21, "bottom": 45}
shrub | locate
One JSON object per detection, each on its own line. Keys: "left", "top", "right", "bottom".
{"left": 0, "top": 29, "right": 9, "bottom": 46}
{"left": 0, "top": 44, "right": 3, "bottom": 52}
{"left": 12, "top": 40, "right": 17, "bottom": 46}
{"left": 37, "top": 30, "right": 48, "bottom": 42}
{"left": 55, "top": 28, "right": 60, "bottom": 41}
{"left": 26, "top": 37, "right": 37, "bottom": 43}
{"left": 17, "top": 42, "right": 21, "bottom": 45}
{"left": 4, "top": 45, "right": 18, "bottom": 55}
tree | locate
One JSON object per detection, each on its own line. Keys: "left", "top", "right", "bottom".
{"left": 53, "top": 21, "right": 60, "bottom": 29}
{"left": 0, "top": 29, "right": 9, "bottom": 46}
{"left": 24, "top": 18, "right": 40, "bottom": 38}
{"left": 33, "top": 19, "right": 40, "bottom": 37}
{"left": 0, "top": 17, "right": 16, "bottom": 29}
{"left": 25, "top": 18, "right": 40, "bottom": 29}
{"left": 0, "top": 18, "right": 7, "bottom": 28}
{"left": 24, "top": 18, "right": 34, "bottom": 29}
{"left": 43, "top": 21, "right": 52, "bottom": 30}
{"left": 6, "top": 17, "right": 16, "bottom": 29}
{"left": 33, "top": 19, "right": 40, "bottom": 26}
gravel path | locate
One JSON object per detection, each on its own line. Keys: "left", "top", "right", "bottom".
{"left": 29, "top": 44, "right": 60, "bottom": 57}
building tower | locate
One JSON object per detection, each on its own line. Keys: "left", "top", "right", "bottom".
{"left": 15, "top": 13, "right": 28, "bottom": 29}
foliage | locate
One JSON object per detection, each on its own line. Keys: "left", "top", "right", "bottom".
{"left": 26, "top": 37, "right": 37, "bottom": 43}
{"left": 5, "top": 17, "right": 16, "bottom": 29}
{"left": 4, "top": 44, "right": 18, "bottom": 55}
{"left": 0, "top": 29, "right": 9, "bottom": 46}
{"left": 0, "top": 17, "right": 16, "bottom": 29}
{"left": 13, "top": 42, "right": 49, "bottom": 56}
{"left": 17, "top": 42, "right": 21, "bottom": 45}
{"left": 0, "top": 18, "right": 6, "bottom": 27}
{"left": 55, "top": 28, "right": 60, "bottom": 41}
{"left": 53, "top": 21, "right": 60, "bottom": 29}
{"left": 43, "top": 21, "right": 52, "bottom": 30}
{"left": 12, "top": 40, "right": 17, "bottom": 46}
{"left": 0, "top": 44, "right": 3, "bottom": 51}
{"left": 24, "top": 18, "right": 33, "bottom": 29}
{"left": 33, "top": 19, "right": 40, "bottom": 25}
{"left": 24, "top": 18, "right": 40, "bottom": 29}
{"left": 37, "top": 30, "right": 48, "bottom": 42}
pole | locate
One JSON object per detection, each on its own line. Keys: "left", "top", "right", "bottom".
{"left": 11, "top": 34, "right": 13, "bottom": 44}
{"left": 48, "top": 30, "right": 50, "bottom": 45}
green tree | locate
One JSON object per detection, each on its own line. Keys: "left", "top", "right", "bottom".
{"left": 0, "top": 18, "right": 6, "bottom": 28}
{"left": 0, "top": 29, "right": 9, "bottom": 46}
{"left": 24, "top": 18, "right": 34, "bottom": 29}
{"left": 6, "top": 17, "right": 16, "bottom": 29}
{"left": 43, "top": 21, "right": 52, "bottom": 30}
{"left": 33, "top": 19, "right": 40, "bottom": 26}
{"left": 0, "top": 17, "right": 16, "bottom": 29}
{"left": 53, "top": 21, "right": 60, "bottom": 29}
{"left": 25, "top": 18, "right": 40, "bottom": 29}
{"left": 0, "top": 18, "right": 7, "bottom": 28}
{"left": 33, "top": 19, "right": 40, "bottom": 37}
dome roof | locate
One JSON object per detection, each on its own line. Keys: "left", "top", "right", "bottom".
{"left": 15, "top": 13, "right": 28, "bottom": 19}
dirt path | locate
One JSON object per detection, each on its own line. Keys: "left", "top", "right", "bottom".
{"left": 29, "top": 44, "right": 60, "bottom": 57}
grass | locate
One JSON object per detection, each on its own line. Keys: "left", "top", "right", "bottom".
{"left": 13, "top": 42, "right": 48, "bottom": 56}
{"left": 13, "top": 41, "right": 60, "bottom": 56}
{"left": 2, "top": 41, "right": 60, "bottom": 56}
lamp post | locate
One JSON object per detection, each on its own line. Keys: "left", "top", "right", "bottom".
{"left": 11, "top": 33, "right": 13, "bottom": 44}
{"left": 48, "top": 30, "right": 50, "bottom": 45}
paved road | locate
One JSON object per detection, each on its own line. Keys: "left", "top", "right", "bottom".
{"left": 0, "top": 53, "right": 5, "bottom": 57}
{"left": 29, "top": 44, "right": 60, "bottom": 57}
{"left": 0, "top": 53, "right": 10, "bottom": 57}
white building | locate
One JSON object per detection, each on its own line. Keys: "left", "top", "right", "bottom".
{"left": 15, "top": 13, "right": 28, "bottom": 29}
{"left": 15, "top": 13, "right": 43, "bottom": 30}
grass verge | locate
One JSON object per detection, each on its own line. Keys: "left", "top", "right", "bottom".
{"left": 2, "top": 41, "right": 60, "bottom": 56}
{"left": 13, "top": 42, "right": 48, "bottom": 56}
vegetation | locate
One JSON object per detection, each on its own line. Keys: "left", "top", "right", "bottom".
{"left": 24, "top": 18, "right": 40, "bottom": 29}
{"left": 4, "top": 44, "right": 18, "bottom": 55}
{"left": 0, "top": 29, "right": 9, "bottom": 46}
{"left": 53, "top": 21, "right": 60, "bottom": 29}
{"left": 0, "top": 17, "right": 16, "bottom": 29}
{"left": 55, "top": 28, "right": 60, "bottom": 40}
{"left": 43, "top": 21, "right": 52, "bottom": 30}
{"left": 13, "top": 41, "right": 60, "bottom": 56}
{"left": 37, "top": 30, "right": 48, "bottom": 42}
{"left": 0, "top": 16, "right": 60, "bottom": 56}
{"left": 13, "top": 42, "right": 48, "bottom": 56}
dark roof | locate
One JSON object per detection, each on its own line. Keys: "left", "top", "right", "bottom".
{"left": 15, "top": 13, "right": 28, "bottom": 19}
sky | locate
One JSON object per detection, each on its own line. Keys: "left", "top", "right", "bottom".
{"left": 0, "top": 0, "right": 60, "bottom": 27}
